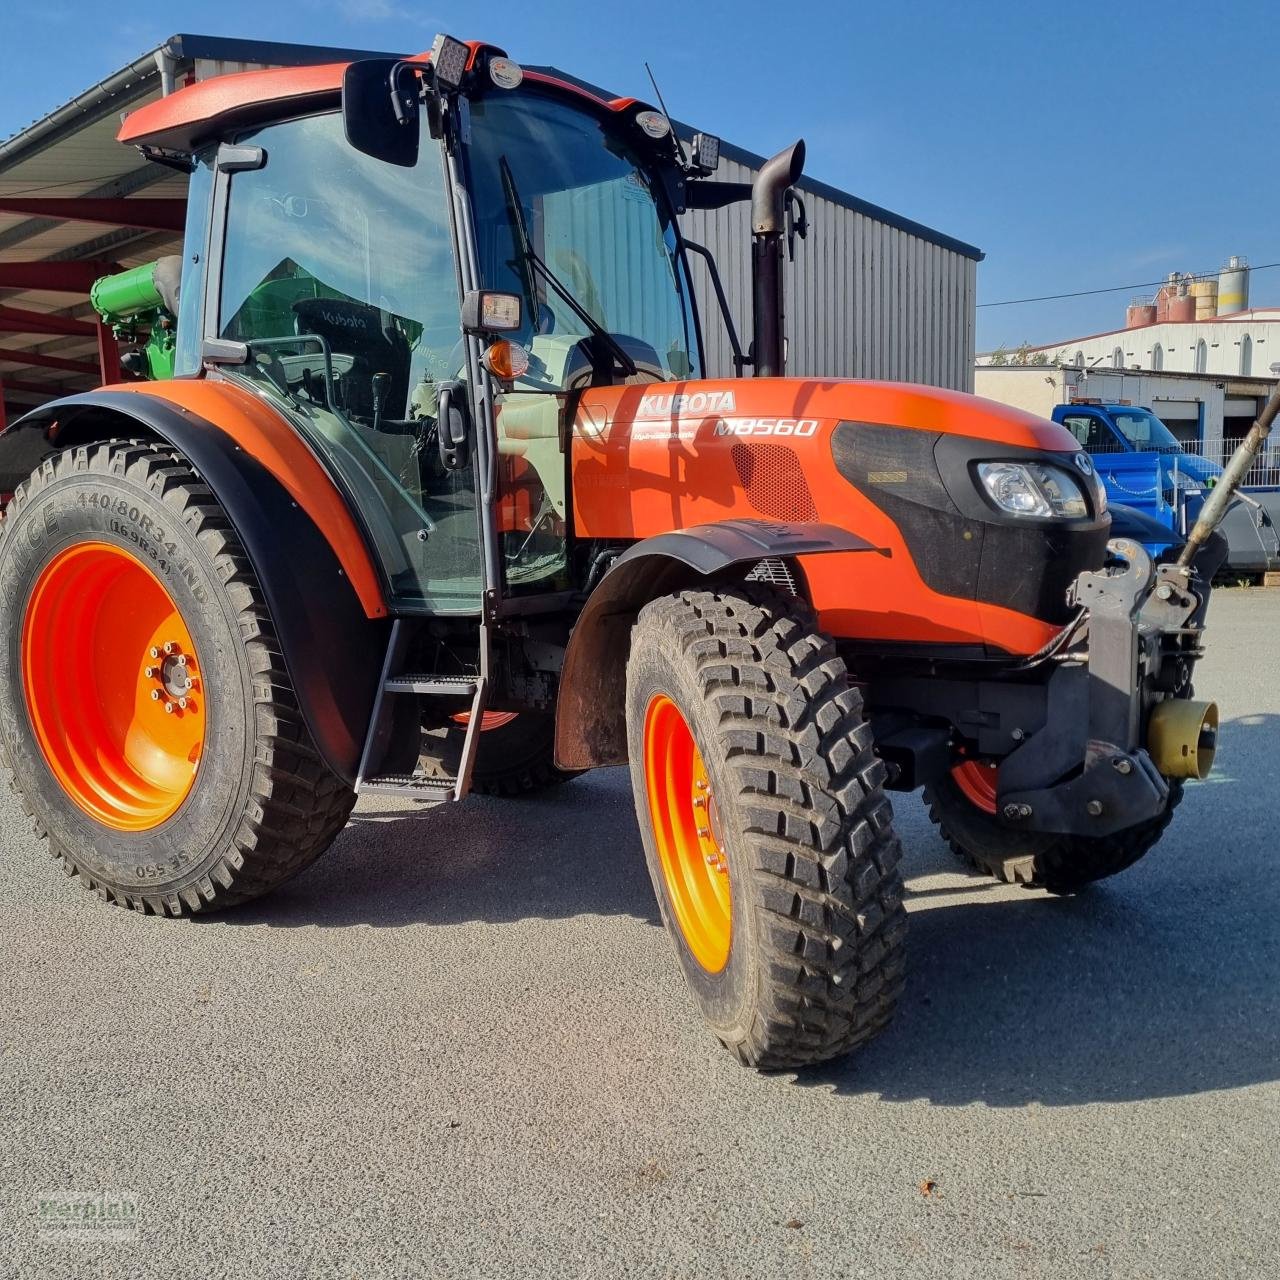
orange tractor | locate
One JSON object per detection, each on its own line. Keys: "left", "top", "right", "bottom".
{"left": 0, "top": 36, "right": 1230, "bottom": 1068}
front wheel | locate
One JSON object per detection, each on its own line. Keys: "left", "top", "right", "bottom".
{"left": 925, "top": 759, "right": 1184, "bottom": 894}
{"left": 625, "top": 586, "right": 907, "bottom": 1070}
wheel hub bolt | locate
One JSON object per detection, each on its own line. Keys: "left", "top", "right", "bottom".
{"left": 144, "top": 666, "right": 156, "bottom": 679}
{"left": 178, "top": 698, "right": 188, "bottom": 710}
{"left": 1086, "top": 799, "right": 1104, "bottom": 816}
{"left": 164, "top": 702, "right": 175, "bottom": 714}
{"left": 1113, "top": 757, "right": 1133, "bottom": 775}
{"left": 150, "top": 689, "right": 161, "bottom": 701}
{"left": 163, "top": 641, "right": 178, "bottom": 655}
{"left": 693, "top": 796, "right": 706, "bottom": 808}
{"left": 697, "top": 827, "right": 710, "bottom": 838}
{"left": 149, "top": 646, "right": 160, "bottom": 659}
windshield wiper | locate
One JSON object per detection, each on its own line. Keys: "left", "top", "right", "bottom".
{"left": 497, "top": 156, "right": 637, "bottom": 379}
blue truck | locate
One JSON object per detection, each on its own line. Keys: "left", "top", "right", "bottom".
{"left": 1051, "top": 402, "right": 1280, "bottom": 574}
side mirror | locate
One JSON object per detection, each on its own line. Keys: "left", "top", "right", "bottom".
{"left": 342, "top": 60, "right": 421, "bottom": 167}
{"left": 436, "top": 380, "right": 471, "bottom": 471}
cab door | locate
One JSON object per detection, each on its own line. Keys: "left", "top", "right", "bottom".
{"left": 207, "top": 109, "right": 482, "bottom": 614}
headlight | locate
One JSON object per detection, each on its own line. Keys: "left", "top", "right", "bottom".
{"left": 977, "top": 461, "right": 1090, "bottom": 519}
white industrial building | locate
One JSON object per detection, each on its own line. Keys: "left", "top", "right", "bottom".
{"left": 978, "top": 308, "right": 1279, "bottom": 380}
{"left": 978, "top": 257, "right": 1279, "bottom": 378}
{"left": 976, "top": 256, "right": 1278, "bottom": 452}
{"left": 0, "top": 34, "right": 983, "bottom": 426}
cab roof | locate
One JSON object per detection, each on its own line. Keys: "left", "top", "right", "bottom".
{"left": 117, "top": 42, "right": 648, "bottom": 153}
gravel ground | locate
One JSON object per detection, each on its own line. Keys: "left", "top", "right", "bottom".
{"left": 1, "top": 588, "right": 1277, "bottom": 1279}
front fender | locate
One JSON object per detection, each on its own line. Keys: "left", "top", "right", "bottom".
{"left": 0, "top": 384, "right": 387, "bottom": 783}
{"left": 553, "top": 519, "right": 879, "bottom": 769}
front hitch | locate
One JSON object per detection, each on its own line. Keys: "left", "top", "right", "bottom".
{"left": 993, "top": 535, "right": 1222, "bottom": 838}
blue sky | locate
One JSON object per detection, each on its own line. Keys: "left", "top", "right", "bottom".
{"left": 1, "top": 0, "right": 1272, "bottom": 351}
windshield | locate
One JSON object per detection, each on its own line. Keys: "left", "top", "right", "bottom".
{"left": 462, "top": 88, "right": 701, "bottom": 390}
{"left": 1109, "top": 408, "right": 1182, "bottom": 451}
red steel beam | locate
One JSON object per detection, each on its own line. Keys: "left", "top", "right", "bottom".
{"left": 0, "top": 305, "right": 95, "bottom": 337}
{"left": 0, "top": 347, "right": 99, "bottom": 375}
{"left": 0, "top": 198, "right": 186, "bottom": 232}
{"left": 96, "top": 320, "right": 121, "bottom": 383}
{"left": 0, "top": 261, "right": 120, "bottom": 293}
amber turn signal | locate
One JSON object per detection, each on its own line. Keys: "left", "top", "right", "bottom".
{"left": 481, "top": 339, "right": 530, "bottom": 381}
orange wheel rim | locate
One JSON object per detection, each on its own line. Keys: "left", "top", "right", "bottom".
{"left": 642, "top": 693, "right": 731, "bottom": 973}
{"left": 952, "top": 759, "right": 999, "bottom": 815}
{"left": 22, "top": 541, "right": 205, "bottom": 831}
{"left": 451, "top": 710, "right": 519, "bottom": 732}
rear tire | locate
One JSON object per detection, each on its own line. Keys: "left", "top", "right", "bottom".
{"left": 419, "top": 710, "right": 580, "bottom": 796}
{"left": 0, "top": 440, "right": 356, "bottom": 915}
{"left": 924, "top": 765, "right": 1184, "bottom": 895}
{"left": 625, "top": 585, "right": 907, "bottom": 1070}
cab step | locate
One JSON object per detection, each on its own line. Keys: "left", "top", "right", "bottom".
{"left": 354, "top": 618, "right": 492, "bottom": 804}
{"left": 383, "top": 673, "right": 478, "bottom": 695}
{"left": 358, "top": 774, "right": 456, "bottom": 800}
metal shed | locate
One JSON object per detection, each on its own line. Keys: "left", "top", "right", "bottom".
{"left": 0, "top": 34, "right": 982, "bottom": 425}
{"left": 680, "top": 145, "right": 981, "bottom": 389}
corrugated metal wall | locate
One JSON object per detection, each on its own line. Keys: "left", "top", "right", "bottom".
{"left": 680, "top": 156, "right": 977, "bottom": 391}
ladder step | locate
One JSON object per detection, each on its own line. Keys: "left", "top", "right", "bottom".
{"left": 359, "top": 774, "right": 457, "bottom": 800}
{"left": 384, "top": 674, "right": 478, "bottom": 695}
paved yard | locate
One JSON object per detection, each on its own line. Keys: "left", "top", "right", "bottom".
{"left": 1, "top": 588, "right": 1277, "bottom": 1279}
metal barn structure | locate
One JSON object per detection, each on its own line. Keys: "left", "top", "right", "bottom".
{"left": 680, "top": 145, "right": 980, "bottom": 388}
{"left": 0, "top": 34, "right": 982, "bottom": 425}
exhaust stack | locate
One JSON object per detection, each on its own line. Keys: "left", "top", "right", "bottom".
{"left": 750, "top": 140, "right": 805, "bottom": 378}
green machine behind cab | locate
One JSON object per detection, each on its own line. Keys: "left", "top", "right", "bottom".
{"left": 89, "top": 256, "right": 183, "bottom": 381}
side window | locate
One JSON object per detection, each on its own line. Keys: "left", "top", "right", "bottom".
{"left": 216, "top": 112, "right": 476, "bottom": 611}
{"left": 1112, "top": 346, "right": 1124, "bottom": 369}
{"left": 1060, "top": 413, "right": 1115, "bottom": 452}
{"left": 173, "top": 154, "right": 214, "bottom": 377}
{"left": 1152, "top": 342, "right": 1163, "bottom": 371}
{"left": 1194, "top": 339, "right": 1207, "bottom": 374}
{"left": 1240, "top": 334, "right": 1252, "bottom": 376}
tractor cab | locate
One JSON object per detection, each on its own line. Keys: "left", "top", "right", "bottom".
{"left": 129, "top": 39, "right": 718, "bottom": 620}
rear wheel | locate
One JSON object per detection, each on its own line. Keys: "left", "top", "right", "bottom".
{"left": 925, "top": 758, "right": 1184, "bottom": 894}
{"left": 625, "top": 586, "right": 907, "bottom": 1070}
{"left": 419, "top": 709, "right": 579, "bottom": 796}
{"left": 0, "top": 440, "right": 356, "bottom": 914}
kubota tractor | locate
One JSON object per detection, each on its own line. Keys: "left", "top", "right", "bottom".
{"left": 0, "top": 36, "right": 1234, "bottom": 1069}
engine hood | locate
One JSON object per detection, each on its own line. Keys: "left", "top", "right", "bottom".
{"left": 574, "top": 377, "right": 1080, "bottom": 453}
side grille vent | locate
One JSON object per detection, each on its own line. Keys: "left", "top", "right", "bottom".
{"left": 731, "top": 442, "right": 817, "bottom": 521}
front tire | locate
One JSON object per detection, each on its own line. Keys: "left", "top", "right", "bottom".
{"left": 0, "top": 440, "right": 356, "bottom": 914}
{"left": 625, "top": 586, "right": 907, "bottom": 1070}
{"left": 925, "top": 760, "right": 1184, "bottom": 894}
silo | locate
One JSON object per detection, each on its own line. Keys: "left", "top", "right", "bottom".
{"left": 1189, "top": 277, "right": 1219, "bottom": 320}
{"left": 1155, "top": 274, "right": 1176, "bottom": 322}
{"left": 1126, "top": 295, "right": 1157, "bottom": 328}
{"left": 1167, "top": 284, "right": 1195, "bottom": 323}
{"left": 1218, "top": 255, "right": 1249, "bottom": 314}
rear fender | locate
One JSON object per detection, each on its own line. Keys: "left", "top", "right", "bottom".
{"left": 0, "top": 384, "right": 388, "bottom": 783}
{"left": 554, "top": 519, "right": 879, "bottom": 769}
